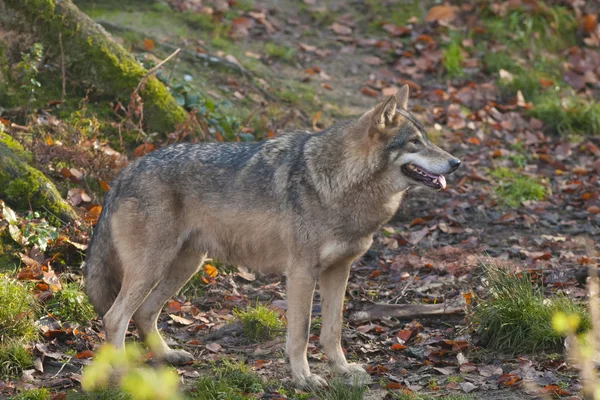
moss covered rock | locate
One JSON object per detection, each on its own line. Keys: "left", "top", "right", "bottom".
{"left": 0, "top": 0, "right": 187, "bottom": 133}
{"left": 0, "top": 132, "right": 77, "bottom": 224}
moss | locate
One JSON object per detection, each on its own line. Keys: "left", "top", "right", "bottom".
{"left": 0, "top": 132, "right": 77, "bottom": 224}
{"left": 4, "top": 0, "right": 187, "bottom": 133}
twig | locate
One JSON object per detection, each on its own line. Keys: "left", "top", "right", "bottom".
{"left": 41, "top": 205, "right": 68, "bottom": 226}
{"left": 50, "top": 356, "right": 73, "bottom": 379}
{"left": 59, "top": 32, "right": 66, "bottom": 101}
{"left": 132, "top": 48, "right": 181, "bottom": 97}
{"left": 349, "top": 302, "right": 464, "bottom": 323}
{"left": 166, "top": 50, "right": 180, "bottom": 87}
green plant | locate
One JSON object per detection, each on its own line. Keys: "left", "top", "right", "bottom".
{"left": 21, "top": 212, "right": 59, "bottom": 252}
{"left": 233, "top": 304, "right": 285, "bottom": 342}
{"left": 442, "top": 35, "right": 463, "bottom": 78}
{"left": 0, "top": 275, "right": 38, "bottom": 343}
{"left": 13, "top": 388, "right": 51, "bottom": 400}
{"left": 16, "top": 43, "right": 43, "bottom": 106}
{"left": 47, "top": 282, "right": 95, "bottom": 325}
{"left": 0, "top": 340, "right": 33, "bottom": 378}
{"left": 530, "top": 95, "right": 600, "bottom": 136}
{"left": 489, "top": 167, "right": 547, "bottom": 207}
{"left": 315, "top": 378, "right": 367, "bottom": 400}
{"left": 471, "top": 264, "right": 590, "bottom": 353}
{"left": 264, "top": 42, "right": 295, "bottom": 63}
{"left": 193, "top": 359, "right": 263, "bottom": 399}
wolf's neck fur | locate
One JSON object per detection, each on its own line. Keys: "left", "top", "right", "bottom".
{"left": 305, "top": 116, "right": 402, "bottom": 206}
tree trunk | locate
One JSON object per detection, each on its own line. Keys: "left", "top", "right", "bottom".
{"left": 0, "top": 0, "right": 187, "bottom": 134}
{"left": 0, "top": 132, "right": 77, "bottom": 224}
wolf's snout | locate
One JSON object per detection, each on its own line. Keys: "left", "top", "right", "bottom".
{"left": 448, "top": 158, "right": 461, "bottom": 173}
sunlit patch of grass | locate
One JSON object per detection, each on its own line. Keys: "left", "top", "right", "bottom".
{"left": 192, "top": 359, "right": 264, "bottom": 399}
{"left": 471, "top": 265, "right": 589, "bottom": 353}
{"left": 234, "top": 304, "right": 285, "bottom": 342}
{"left": 0, "top": 340, "right": 33, "bottom": 378}
{"left": 442, "top": 35, "right": 464, "bottom": 78}
{"left": 0, "top": 275, "right": 38, "bottom": 343}
{"left": 315, "top": 378, "right": 367, "bottom": 400}
{"left": 264, "top": 42, "right": 296, "bottom": 63}
{"left": 489, "top": 167, "right": 547, "bottom": 207}
{"left": 530, "top": 95, "right": 600, "bottom": 136}
{"left": 365, "top": 0, "right": 423, "bottom": 31}
{"left": 13, "top": 388, "right": 51, "bottom": 400}
{"left": 482, "top": 5, "right": 576, "bottom": 53}
{"left": 46, "top": 282, "right": 95, "bottom": 325}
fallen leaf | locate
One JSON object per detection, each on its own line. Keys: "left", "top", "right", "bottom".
{"left": 360, "top": 87, "right": 379, "bottom": 97}
{"left": 330, "top": 22, "right": 352, "bottom": 35}
{"left": 206, "top": 342, "right": 222, "bottom": 353}
{"left": 424, "top": 5, "right": 456, "bottom": 22}
{"left": 165, "top": 300, "right": 181, "bottom": 313}
{"left": 170, "top": 315, "right": 193, "bottom": 325}
{"left": 204, "top": 264, "right": 218, "bottom": 277}
{"left": 143, "top": 38, "right": 155, "bottom": 51}
{"left": 75, "top": 350, "right": 94, "bottom": 359}
{"left": 391, "top": 343, "right": 407, "bottom": 350}
{"left": 134, "top": 143, "right": 155, "bottom": 158}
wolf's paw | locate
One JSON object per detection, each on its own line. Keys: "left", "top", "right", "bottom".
{"left": 333, "top": 363, "right": 372, "bottom": 385}
{"left": 292, "top": 372, "right": 328, "bottom": 390}
{"left": 162, "top": 349, "right": 194, "bottom": 365}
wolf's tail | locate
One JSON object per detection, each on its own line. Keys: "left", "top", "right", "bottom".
{"left": 83, "top": 198, "right": 121, "bottom": 317}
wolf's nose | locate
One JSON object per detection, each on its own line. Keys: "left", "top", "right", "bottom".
{"left": 449, "top": 158, "right": 461, "bottom": 172}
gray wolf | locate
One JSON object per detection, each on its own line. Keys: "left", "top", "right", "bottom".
{"left": 84, "top": 85, "right": 460, "bottom": 388}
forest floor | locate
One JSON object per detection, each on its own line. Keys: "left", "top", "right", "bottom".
{"left": 1, "top": 0, "right": 600, "bottom": 399}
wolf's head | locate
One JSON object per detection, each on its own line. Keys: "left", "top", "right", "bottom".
{"left": 360, "top": 85, "right": 460, "bottom": 191}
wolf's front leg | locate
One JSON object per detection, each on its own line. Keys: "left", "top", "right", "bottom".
{"left": 285, "top": 271, "right": 326, "bottom": 389}
{"left": 319, "top": 260, "right": 371, "bottom": 384}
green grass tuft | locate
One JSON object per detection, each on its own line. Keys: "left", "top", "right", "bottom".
{"left": 0, "top": 275, "right": 38, "bottom": 343}
{"left": 489, "top": 167, "right": 546, "bottom": 207}
{"left": 46, "top": 282, "right": 95, "bottom": 325}
{"left": 0, "top": 340, "right": 33, "bottom": 378}
{"left": 442, "top": 37, "right": 464, "bottom": 78}
{"left": 366, "top": 0, "right": 422, "bottom": 31}
{"left": 192, "top": 359, "right": 264, "bottom": 399}
{"left": 13, "top": 388, "right": 51, "bottom": 400}
{"left": 315, "top": 378, "right": 367, "bottom": 400}
{"left": 529, "top": 95, "right": 600, "bottom": 136}
{"left": 264, "top": 42, "right": 296, "bottom": 63}
{"left": 471, "top": 265, "right": 590, "bottom": 353}
{"left": 234, "top": 304, "right": 285, "bottom": 342}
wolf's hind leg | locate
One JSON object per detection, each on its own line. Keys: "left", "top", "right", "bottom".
{"left": 286, "top": 270, "right": 326, "bottom": 389}
{"left": 133, "top": 250, "right": 205, "bottom": 365}
{"left": 320, "top": 260, "right": 371, "bottom": 384}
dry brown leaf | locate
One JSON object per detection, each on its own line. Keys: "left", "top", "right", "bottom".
{"left": 424, "top": 5, "right": 456, "bottom": 22}
{"left": 330, "top": 22, "right": 352, "bottom": 35}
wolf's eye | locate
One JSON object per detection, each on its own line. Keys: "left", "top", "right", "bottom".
{"left": 410, "top": 138, "right": 420, "bottom": 145}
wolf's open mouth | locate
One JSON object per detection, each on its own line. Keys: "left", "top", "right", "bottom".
{"left": 401, "top": 164, "right": 447, "bottom": 190}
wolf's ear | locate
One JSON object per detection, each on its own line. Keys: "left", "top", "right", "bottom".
{"left": 372, "top": 95, "right": 398, "bottom": 131}
{"left": 397, "top": 84, "right": 409, "bottom": 110}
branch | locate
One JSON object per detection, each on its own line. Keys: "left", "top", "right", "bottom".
{"left": 348, "top": 302, "right": 464, "bottom": 323}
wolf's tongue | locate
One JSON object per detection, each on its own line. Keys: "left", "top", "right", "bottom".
{"left": 438, "top": 175, "right": 447, "bottom": 190}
